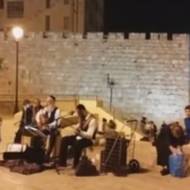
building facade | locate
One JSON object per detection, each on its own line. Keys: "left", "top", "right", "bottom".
{"left": 0, "top": 0, "right": 86, "bottom": 33}
{"left": 85, "top": 0, "right": 104, "bottom": 32}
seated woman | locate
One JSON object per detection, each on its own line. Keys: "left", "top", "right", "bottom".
{"left": 104, "top": 120, "right": 118, "bottom": 138}
{"left": 155, "top": 122, "right": 186, "bottom": 175}
{"left": 29, "top": 112, "right": 49, "bottom": 150}
{"left": 169, "top": 122, "right": 186, "bottom": 155}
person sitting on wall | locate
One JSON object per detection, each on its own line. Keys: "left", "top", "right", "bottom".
{"left": 184, "top": 105, "right": 190, "bottom": 142}
{"left": 155, "top": 122, "right": 186, "bottom": 176}
{"left": 104, "top": 119, "right": 118, "bottom": 138}
{"left": 141, "top": 121, "right": 157, "bottom": 144}
{"left": 98, "top": 118, "right": 107, "bottom": 135}
{"left": 14, "top": 99, "right": 33, "bottom": 143}
{"left": 59, "top": 104, "right": 97, "bottom": 168}
{"left": 36, "top": 95, "right": 61, "bottom": 160}
{"left": 139, "top": 116, "right": 148, "bottom": 135}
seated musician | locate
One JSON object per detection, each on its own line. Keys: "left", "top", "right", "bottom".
{"left": 14, "top": 99, "right": 33, "bottom": 143}
{"left": 32, "top": 98, "right": 43, "bottom": 126}
{"left": 29, "top": 112, "right": 49, "bottom": 151}
{"left": 36, "top": 95, "right": 61, "bottom": 160}
{"left": 59, "top": 104, "right": 97, "bottom": 168}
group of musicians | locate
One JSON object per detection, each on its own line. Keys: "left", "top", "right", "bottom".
{"left": 14, "top": 95, "right": 97, "bottom": 168}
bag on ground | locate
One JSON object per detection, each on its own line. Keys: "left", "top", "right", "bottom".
{"left": 169, "top": 154, "right": 186, "bottom": 177}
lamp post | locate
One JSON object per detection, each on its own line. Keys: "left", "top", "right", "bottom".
{"left": 12, "top": 26, "right": 24, "bottom": 113}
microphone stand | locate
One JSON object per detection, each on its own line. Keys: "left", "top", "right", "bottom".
{"left": 107, "top": 73, "right": 115, "bottom": 112}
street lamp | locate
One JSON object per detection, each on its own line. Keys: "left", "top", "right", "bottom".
{"left": 12, "top": 26, "right": 24, "bottom": 113}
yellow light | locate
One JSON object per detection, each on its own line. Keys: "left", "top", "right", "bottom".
{"left": 12, "top": 26, "right": 24, "bottom": 41}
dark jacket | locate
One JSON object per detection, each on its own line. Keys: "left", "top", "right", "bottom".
{"left": 20, "top": 105, "right": 33, "bottom": 128}
{"left": 155, "top": 123, "right": 171, "bottom": 166}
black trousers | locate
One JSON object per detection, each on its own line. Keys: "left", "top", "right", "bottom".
{"left": 14, "top": 128, "right": 23, "bottom": 143}
{"left": 45, "top": 130, "right": 59, "bottom": 158}
{"left": 14, "top": 127, "right": 31, "bottom": 143}
{"left": 59, "top": 135, "right": 93, "bottom": 167}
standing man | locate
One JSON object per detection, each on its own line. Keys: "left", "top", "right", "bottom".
{"left": 59, "top": 104, "right": 97, "bottom": 168}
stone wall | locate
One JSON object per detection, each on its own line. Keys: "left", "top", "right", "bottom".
{"left": 0, "top": 32, "right": 189, "bottom": 124}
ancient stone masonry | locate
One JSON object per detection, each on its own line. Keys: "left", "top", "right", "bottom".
{"left": 0, "top": 32, "right": 189, "bottom": 124}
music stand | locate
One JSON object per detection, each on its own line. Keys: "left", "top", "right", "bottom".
{"left": 24, "top": 125, "right": 47, "bottom": 139}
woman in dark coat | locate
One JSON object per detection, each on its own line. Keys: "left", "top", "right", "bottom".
{"left": 155, "top": 123, "right": 171, "bottom": 175}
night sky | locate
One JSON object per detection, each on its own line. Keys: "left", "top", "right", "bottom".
{"left": 104, "top": 0, "right": 190, "bottom": 33}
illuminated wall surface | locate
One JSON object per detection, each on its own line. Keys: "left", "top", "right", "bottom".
{"left": 0, "top": 32, "right": 189, "bottom": 124}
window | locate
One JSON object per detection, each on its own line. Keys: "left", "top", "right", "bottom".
{"left": 0, "top": 0, "right": 4, "bottom": 9}
{"left": 167, "top": 33, "right": 173, "bottom": 41}
{"left": 64, "top": 16, "right": 69, "bottom": 30}
{"left": 64, "top": 0, "right": 69, "bottom": 5}
{"left": 7, "top": 1, "right": 24, "bottom": 18}
{"left": 46, "top": 0, "right": 50, "bottom": 8}
{"left": 45, "top": 15, "right": 50, "bottom": 31}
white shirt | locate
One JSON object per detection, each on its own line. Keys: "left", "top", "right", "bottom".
{"left": 75, "top": 114, "right": 97, "bottom": 140}
{"left": 36, "top": 106, "right": 61, "bottom": 129}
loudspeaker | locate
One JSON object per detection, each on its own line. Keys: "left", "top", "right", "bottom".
{"left": 3, "top": 152, "right": 24, "bottom": 160}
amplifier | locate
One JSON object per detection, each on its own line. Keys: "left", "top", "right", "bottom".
{"left": 100, "top": 137, "right": 128, "bottom": 173}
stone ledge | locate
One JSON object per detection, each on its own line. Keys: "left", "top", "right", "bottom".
{"left": 0, "top": 32, "right": 188, "bottom": 41}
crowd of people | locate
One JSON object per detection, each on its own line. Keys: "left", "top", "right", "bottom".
{"left": 1, "top": 97, "right": 190, "bottom": 176}
{"left": 139, "top": 105, "right": 190, "bottom": 176}
{"left": 9, "top": 95, "right": 98, "bottom": 169}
